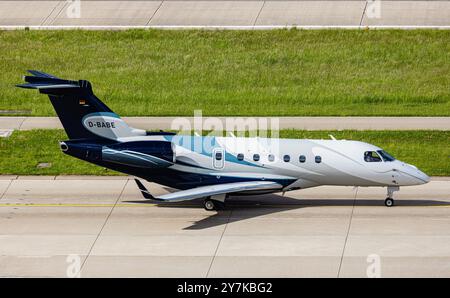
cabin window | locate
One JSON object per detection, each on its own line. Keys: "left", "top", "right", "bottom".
{"left": 364, "top": 151, "right": 382, "bottom": 162}
{"left": 315, "top": 156, "right": 322, "bottom": 163}
{"left": 253, "top": 154, "right": 260, "bottom": 162}
{"left": 237, "top": 153, "right": 244, "bottom": 161}
{"left": 299, "top": 155, "right": 306, "bottom": 163}
{"left": 377, "top": 150, "right": 395, "bottom": 162}
{"left": 268, "top": 154, "right": 275, "bottom": 162}
{"left": 283, "top": 155, "right": 290, "bottom": 162}
{"left": 215, "top": 152, "right": 223, "bottom": 160}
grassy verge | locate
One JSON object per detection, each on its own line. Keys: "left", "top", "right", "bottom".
{"left": 0, "top": 130, "right": 448, "bottom": 176}
{"left": 0, "top": 29, "right": 449, "bottom": 116}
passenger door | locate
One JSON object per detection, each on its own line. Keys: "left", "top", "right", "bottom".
{"left": 212, "top": 148, "right": 225, "bottom": 169}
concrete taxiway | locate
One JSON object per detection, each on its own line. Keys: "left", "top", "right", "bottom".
{"left": 0, "top": 0, "right": 449, "bottom": 29}
{"left": 1, "top": 116, "right": 450, "bottom": 131}
{"left": 0, "top": 175, "right": 449, "bottom": 277}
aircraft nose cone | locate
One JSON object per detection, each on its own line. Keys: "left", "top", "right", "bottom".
{"left": 417, "top": 170, "right": 430, "bottom": 184}
{"left": 399, "top": 162, "right": 430, "bottom": 185}
{"left": 407, "top": 164, "right": 430, "bottom": 185}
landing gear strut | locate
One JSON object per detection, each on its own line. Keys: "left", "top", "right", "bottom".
{"left": 385, "top": 186, "right": 399, "bottom": 207}
{"left": 203, "top": 196, "right": 226, "bottom": 211}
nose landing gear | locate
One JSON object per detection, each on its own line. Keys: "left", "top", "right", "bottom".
{"left": 384, "top": 197, "right": 394, "bottom": 207}
{"left": 385, "top": 186, "right": 399, "bottom": 207}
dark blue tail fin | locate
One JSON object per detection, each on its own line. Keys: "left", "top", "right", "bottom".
{"left": 17, "top": 71, "right": 145, "bottom": 140}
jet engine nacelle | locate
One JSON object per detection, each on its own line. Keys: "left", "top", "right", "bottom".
{"left": 60, "top": 140, "right": 175, "bottom": 169}
{"left": 101, "top": 141, "right": 175, "bottom": 168}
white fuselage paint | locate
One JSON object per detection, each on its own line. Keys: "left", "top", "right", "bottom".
{"left": 118, "top": 135, "right": 430, "bottom": 192}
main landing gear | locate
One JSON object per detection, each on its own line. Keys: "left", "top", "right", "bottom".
{"left": 203, "top": 195, "right": 226, "bottom": 211}
{"left": 384, "top": 186, "right": 399, "bottom": 207}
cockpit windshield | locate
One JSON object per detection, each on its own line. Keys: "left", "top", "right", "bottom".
{"left": 377, "top": 150, "right": 396, "bottom": 162}
{"left": 364, "top": 151, "right": 382, "bottom": 162}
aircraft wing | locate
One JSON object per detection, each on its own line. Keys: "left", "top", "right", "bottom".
{"left": 134, "top": 179, "right": 283, "bottom": 202}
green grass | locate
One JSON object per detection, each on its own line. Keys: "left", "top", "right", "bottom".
{"left": 0, "top": 29, "right": 449, "bottom": 116}
{"left": 0, "top": 130, "right": 448, "bottom": 176}
{"left": 0, "top": 130, "right": 115, "bottom": 176}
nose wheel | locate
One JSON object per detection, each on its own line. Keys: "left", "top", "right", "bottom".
{"left": 384, "top": 197, "right": 394, "bottom": 207}
{"left": 385, "top": 186, "right": 399, "bottom": 207}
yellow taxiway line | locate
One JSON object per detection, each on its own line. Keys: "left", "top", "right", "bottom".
{"left": 0, "top": 203, "right": 157, "bottom": 208}
{"left": 0, "top": 203, "right": 448, "bottom": 208}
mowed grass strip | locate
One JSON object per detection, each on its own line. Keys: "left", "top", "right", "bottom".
{"left": 0, "top": 130, "right": 448, "bottom": 176}
{"left": 0, "top": 29, "right": 449, "bottom": 116}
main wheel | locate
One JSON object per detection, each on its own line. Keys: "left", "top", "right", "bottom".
{"left": 384, "top": 197, "right": 394, "bottom": 207}
{"left": 204, "top": 199, "right": 216, "bottom": 211}
{"left": 203, "top": 199, "right": 225, "bottom": 211}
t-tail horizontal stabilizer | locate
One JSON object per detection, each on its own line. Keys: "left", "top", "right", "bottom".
{"left": 17, "top": 70, "right": 147, "bottom": 140}
{"left": 17, "top": 70, "right": 84, "bottom": 94}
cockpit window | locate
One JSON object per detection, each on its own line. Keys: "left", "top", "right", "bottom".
{"left": 364, "top": 151, "right": 382, "bottom": 162}
{"left": 377, "top": 150, "right": 396, "bottom": 162}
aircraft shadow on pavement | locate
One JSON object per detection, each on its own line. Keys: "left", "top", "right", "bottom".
{"left": 124, "top": 193, "right": 450, "bottom": 230}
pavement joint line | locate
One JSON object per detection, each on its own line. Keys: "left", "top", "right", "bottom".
{"left": 206, "top": 209, "right": 232, "bottom": 278}
{"left": 40, "top": 0, "right": 62, "bottom": 26}
{"left": 17, "top": 117, "right": 26, "bottom": 131}
{"left": 253, "top": 0, "right": 266, "bottom": 27}
{"left": 79, "top": 179, "right": 129, "bottom": 275}
{"left": 146, "top": 0, "right": 164, "bottom": 26}
{"left": 337, "top": 187, "right": 358, "bottom": 278}
{"left": 360, "top": 0, "right": 368, "bottom": 26}
{"left": 51, "top": 0, "right": 70, "bottom": 26}
{"left": 0, "top": 179, "right": 13, "bottom": 202}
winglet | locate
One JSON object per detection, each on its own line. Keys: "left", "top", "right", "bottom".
{"left": 134, "top": 179, "right": 157, "bottom": 200}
